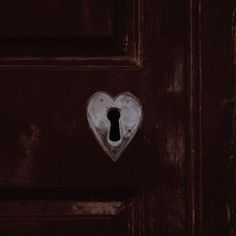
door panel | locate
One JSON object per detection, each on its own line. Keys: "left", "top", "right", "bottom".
{"left": 0, "top": 200, "right": 128, "bottom": 236}
{"left": 0, "top": 219, "right": 113, "bottom": 236}
{"left": 0, "top": 0, "right": 140, "bottom": 66}
{"left": 1, "top": 0, "right": 114, "bottom": 38}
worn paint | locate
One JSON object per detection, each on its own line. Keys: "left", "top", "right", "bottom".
{"left": 72, "top": 201, "right": 124, "bottom": 216}
{"left": 17, "top": 125, "right": 41, "bottom": 183}
{"left": 127, "top": 194, "right": 145, "bottom": 236}
{"left": 165, "top": 124, "right": 185, "bottom": 170}
{"left": 0, "top": 201, "right": 124, "bottom": 217}
{"left": 167, "top": 53, "right": 184, "bottom": 94}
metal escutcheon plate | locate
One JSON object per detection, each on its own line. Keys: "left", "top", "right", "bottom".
{"left": 87, "top": 92, "right": 143, "bottom": 161}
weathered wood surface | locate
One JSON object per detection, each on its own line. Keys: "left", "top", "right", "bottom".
{"left": 0, "top": 0, "right": 234, "bottom": 235}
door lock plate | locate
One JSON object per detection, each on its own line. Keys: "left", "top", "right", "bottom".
{"left": 87, "top": 92, "right": 142, "bottom": 161}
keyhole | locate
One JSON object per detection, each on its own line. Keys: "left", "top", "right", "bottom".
{"left": 107, "top": 108, "right": 121, "bottom": 142}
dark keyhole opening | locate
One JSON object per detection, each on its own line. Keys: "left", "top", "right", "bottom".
{"left": 107, "top": 108, "right": 121, "bottom": 142}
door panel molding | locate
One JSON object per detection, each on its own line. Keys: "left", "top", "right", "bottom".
{"left": 0, "top": 0, "right": 143, "bottom": 68}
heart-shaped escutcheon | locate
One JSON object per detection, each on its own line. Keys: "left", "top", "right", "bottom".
{"left": 87, "top": 92, "right": 143, "bottom": 161}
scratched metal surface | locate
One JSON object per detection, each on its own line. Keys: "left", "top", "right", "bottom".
{"left": 87, "top": 92, "right": 143, "bottom": 161}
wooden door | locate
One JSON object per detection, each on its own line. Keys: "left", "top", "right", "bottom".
{"left": 0, "top": 0, "right": 234, "bottom": 235}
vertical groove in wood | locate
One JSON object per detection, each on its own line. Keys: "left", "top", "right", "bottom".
{"left": 231, "top": 6, "right": 236, "bottom": 235}
{"left": 187, "top": 0, "right": 202, "bottom": 235}
{"left": 232, "top": 85, "right": 236, "bottom": 236}
{"left": 134, "top": 0, "right": 143, "bottom": 66}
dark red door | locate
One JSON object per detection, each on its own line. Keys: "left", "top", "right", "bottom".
{"left": 0, "top": 0, "right": 234, "bottom": 235}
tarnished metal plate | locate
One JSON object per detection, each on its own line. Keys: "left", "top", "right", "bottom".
{"left": 87, "top": 92, "right": 142, "bottom": 161}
